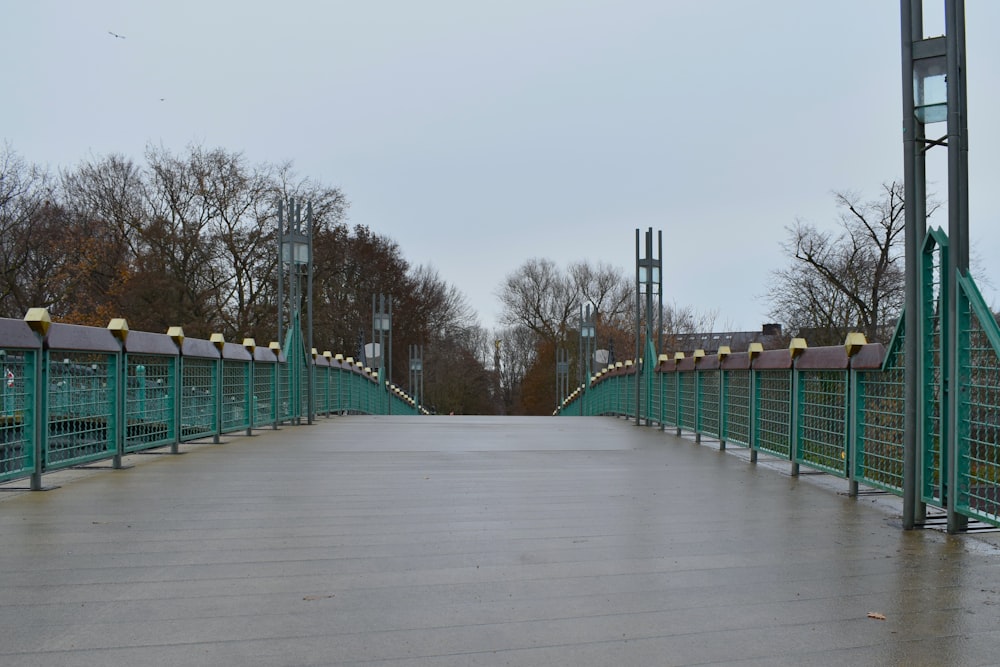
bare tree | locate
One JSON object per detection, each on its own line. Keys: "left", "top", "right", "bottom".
{"left": 497, "top": 258, "right": 580, "bottom": 344}
{"left": 568, "top": 260, "right": 632, "bottom": 324}
{"left": 0, "top": 144, "right": 57, "bottom": 317}
{"left": 767, "top": 181, "right": 918, "bottom": 345}
{"left": 493, "top": 324, "right": 537, "bottom": 414}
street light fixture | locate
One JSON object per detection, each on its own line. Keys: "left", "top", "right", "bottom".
{"left": 409, "top": 344, "right": 424, "bottom": 415}
{"left": 277, "top": 198, "right": 314, "bottom": 425}
{"left": 635, "top": 227, "right": 663, "bottom": 427}
{"left": 900, "top": 0, "right": 969, "bottom": 533}
{"left": 372, "top": 294, "right": 392, "bottom": 415}
{"left": 579, "top": 304, "right": 596, "bottom": 416}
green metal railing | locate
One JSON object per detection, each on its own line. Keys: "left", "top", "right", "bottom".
{"left": 46, "top": 350, "right": 119, "bottom": 470}
{"left": 796, "top": 369, "right": 848, "bottom": 476}
{"left": 0, "top": 347, "right": 37, "bottom": 483}
{"left": 722, "top": 369, "right": 751, "bottom": 448}
{"left": 754, "top": 369, "right": 792, "bottom": 460}
{"left": 125, "top": 353, "right": 176, "bottom": 452}
{"left": 220, "top": 357, "right": 251, "bottom": 435}
{"left": 0, "top": 314, "right": 421, "bottom": 490}
{"left": 558, "top": 228, "right": 1000, "bottom": 531}
{"left": 956, "top": 274, "right": 1000, "bottom": 525}
{"left": 180, "top": 357, "right": 217, "bottom": 441}
{"left": 854, "top": 326, "right": 906, "bottom": 494}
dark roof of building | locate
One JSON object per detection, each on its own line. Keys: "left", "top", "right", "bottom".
{"left": 668, "top": 325, "right": 784, "bottom": 355}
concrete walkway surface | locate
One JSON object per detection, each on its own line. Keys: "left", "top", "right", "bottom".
{"left": 1, "top": 415, "right": 999, "bottom": 666}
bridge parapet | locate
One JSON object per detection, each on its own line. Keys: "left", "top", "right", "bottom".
{"left": 0, "top": 310, "right": 419, "bottom": 490}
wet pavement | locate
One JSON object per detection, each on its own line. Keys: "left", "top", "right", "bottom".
{"left": 1, "top": 415, "right": 999, "bottom": 666}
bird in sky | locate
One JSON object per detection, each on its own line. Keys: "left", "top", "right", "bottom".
{"left": 108, "top": 30, "right": 126, "bottom": 39}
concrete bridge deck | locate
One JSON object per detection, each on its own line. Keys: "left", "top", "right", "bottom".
{"left": 1, "top": 416, "right": 999, "bottom": 666}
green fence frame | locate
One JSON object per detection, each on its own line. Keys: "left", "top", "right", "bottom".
{"left": 123, "top": 334, "right": 177, "bottom": 454}
{"left": 0, "top": 315, "right": 419, "bottom": 490}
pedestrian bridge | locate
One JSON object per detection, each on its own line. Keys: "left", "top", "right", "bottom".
{"left": 2, "top": 415, "right": 999, "bottom": 666}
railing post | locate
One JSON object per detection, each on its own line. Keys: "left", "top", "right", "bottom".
{"left": 748, "top": 343, "right": 762, "bottom": 464}
{"left": 693, "top": 350, "right": 704, "bottom": 443}
{"left": 789, "top": 339, "right": 807, "bottom": 477}
{"left": 211, "top": 334, "right": 225, "bottom": 444}
{"left": 718, "top": 346, "right": 731, "bottom": 451}
{"left": 108, "top": 319, "right": 129, "bottom": 469}
{"left": 24, "top": 308, "right": 51, "bottom": 490}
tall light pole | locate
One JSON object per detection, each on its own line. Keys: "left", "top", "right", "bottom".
{"left": 555, "top": 346, "right": 569, "bottom": 408}
{"left": 409, "top": 344, "right": 424, "bottom": 414}
{"left": 901, "top": 0, "right": 968, "bottom": 532}
{"left": 635, "top": 228, "right": 662, "bottom": 426}
{"left": 372, "top": 294, "right": 392, "bottom": 415}
{"left": 579, "top": 304, "right": 596, "bottom": 416}
{"left": 277, "top": 198, "right": 313, "bottom": 425}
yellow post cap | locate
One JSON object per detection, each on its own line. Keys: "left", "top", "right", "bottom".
{"left": 845, "top": 332, "right": 868, "bottom": 357}
{"left": 24, "top": 307, "right": 51, "bottom": 336}
{"left": 168, "top": 326, "right": 185, "bottom": 348}
{"left": 107, "top": 318, "right": 129, "bottom": 342}
{"left": 789, "top": 337, "right": 808, "bottom": 358}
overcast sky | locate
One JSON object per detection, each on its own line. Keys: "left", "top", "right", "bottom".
{"left": 3, "top": 1, "right": 999, "bottom": 335}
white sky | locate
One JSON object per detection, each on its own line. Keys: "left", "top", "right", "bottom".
{"left": 3, "top": 1, "right": 999, "bottom": 334}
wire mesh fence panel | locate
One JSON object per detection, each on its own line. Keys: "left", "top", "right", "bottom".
{"left": 854, "top": 327, "right": 905, "bottom": 494}
{"left": 124, "top": 354, "right": 175, "bottom": 452}
{"left": 180, "top": 358, "right": 216, "bottom": 441}
{"left": 649, "top": 372, "right": 662, "bottom": 424}
{"left": 365, "top": 379, "right": 377, "bottom": 414}
{"left": 254, "top": 363, "right": 275, "bottom": 427}
{"left": 699, "top": 370, "right": 720, "bottom": 439}
{"left": 754, "top": 370, "right": 791, "bottom": 459}
{"left": 348, "top": 372, "right": 358, "bottom": 413}
{"left": 0, "top": 349, "right": 37, "bottom": 482}
{"left": 299, "top": 363, "right": 309, "bottom": 418}
{"left": 662, "top": 374, "right": 677, "bottom": 426}
{"left": 956, "top": 277, "right": 1000, "bottom": 527}
{"left": 922, "top": 235, "right": 946, "bottom": 506}
{"left": 723, "top": 370, "right": 751, "bottom": 447}
{"left": 796, "top": 370, "right": 848, "bottom": 477}
{"left": 316, "top": 366, "right": 330, "bottom": 415}
{"left": 220, "top": 361, "right": 250, "bottom": 434}
{"left": 330, "top": 370, "right": 342, "bottom": 413}
{"left": 357, "top": 377, "right": 368, "bottom": 414}
{"left": 46, "top": 352, "right": 118, "bottom": 469}
{"left": 276, "top": 363, "right": 292, "bottom": 423}
{"left": 622, "top": 378, "right": 634, "bottom": 418}
{"left": 678, "top": 373, "right": 696, "bottom": 432}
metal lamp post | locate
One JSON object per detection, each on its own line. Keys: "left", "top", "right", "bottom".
{"left": 579, "top": 305, "right": 596, "bottom": 416}
{"left": 635, "top": 228, "right": 663, "bottom": 426}
{"left": 372, "top": 294, "right": 392, "bottom": 415}
{"left": 555, "top": 347, "right": 569, "bottom": 408}
{"left": 277, "top": 199, "right": 314, "bottom": 425}
{"left": 901, "top": 0, "right": 969, "bottom": 532}
{"left": 409, "top": 344, "right": 424, "bottom": 414}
